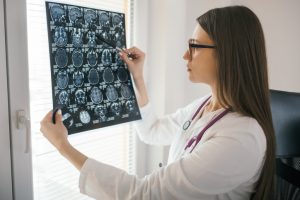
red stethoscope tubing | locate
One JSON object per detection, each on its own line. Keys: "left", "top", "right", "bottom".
{"left": 183, "top": 96, "right": 230, "bottom": 153}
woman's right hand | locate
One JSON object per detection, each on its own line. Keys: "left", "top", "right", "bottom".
{"left": 119, "top": 47, "right": 145, "bottom": 81}
{"left": 119, "top": 47, "right": 149, "bottom": 107}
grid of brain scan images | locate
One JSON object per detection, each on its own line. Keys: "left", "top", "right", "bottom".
{"left": 45, "top": 2, "right": 141, "bottom": 134}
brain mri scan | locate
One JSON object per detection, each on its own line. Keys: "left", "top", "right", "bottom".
{"left": 120, "top": 84, "right": 132, "bottom": 99}
{"left": 72, "top": 28, "right": 83, "bottom": 48}
{"left": 58, "top": 90, "right": 69, "bottom": 105}
{"left": 112, "top": 14, "right": 122, "bottom": 27}
{"left": 103, "top": 68, "right": 114, "bottom": 83}
{"left": 110, "top": 102, "right": 121, "bottom": 116}
{"left": 75, "top": 89, "right": 86, "bottom": 105}
{"left": 90, "top": 87, "right": 103, "bottom": 104}
{"left": 113, "top": 27, "right": 125, "bottom": 48}
{"left": 99, "top": 12, "right": 110, "bottom": 27}
{"left": 69, "top": 7, "right": 82, "bottom": 23}
{"left": 125, "top": 100, "right": 135, "bottom": 112}
{"left": 99, "top": 29, "right": 110, "bottom": 41}
{"left": 87, "top": 31, "right": 97, "bottom": 48}
{"left": 94, "top": 105, "right": 107, "bottom": 122}
{"left": 46, "top": 2, "right": 141, "bottom": 134}
{"left": 87, "top": 50, "right": 98, "bottom": 66}
{"left": 79, "top": 110, "right": 91, "bottom": 124}
{"left": 72, "top": 49, "right": 83, "bottom": 67}
{"left": 117, "top": 67, "right": 128, "bottom": 82}
{"left": 106, "top": 85, "right": 118, "bottom": 102}
{"left": 56, "top": 70, "right": 69, "bottom": 89}
{"left": 88, "top": 68, "right": 99, "bottom": 85}
{"left": 84, "top": 9, "right": 97, "bottom": 24}
{"left": 54, "top": 26, "right": 68, "bottom": 47}
{"left": 73, "top": 70, "right": 84, "bottom": 87}
{"left": 101, "top": 49, "right": 112, "bottom": 66}
{"left": 50, "top": 4, "right": 65, "bottom": 22}
{"left": 55, "top": 48, "right": 68, "bottom": 68}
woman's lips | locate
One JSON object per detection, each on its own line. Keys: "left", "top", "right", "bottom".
{"left": 187, "top": 65, "right": 191, "bottom": 71}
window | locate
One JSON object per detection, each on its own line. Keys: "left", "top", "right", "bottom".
{"left": 27, "top": 0, "right": 135, "bottom": 199}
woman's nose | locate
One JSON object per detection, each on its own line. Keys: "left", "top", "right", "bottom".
{"left": 183, "top": 50, "right": 189, "bottom": 61}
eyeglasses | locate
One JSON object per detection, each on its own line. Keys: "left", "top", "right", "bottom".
{"left": 188, "top": 39, "right": 216, "bottom": 60}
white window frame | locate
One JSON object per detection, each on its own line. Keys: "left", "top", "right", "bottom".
{"left": 0, "top": 0, "right": 13, "bottom": 199}
{"left": 5, "top": 0, "right": 34, "bottom": 199}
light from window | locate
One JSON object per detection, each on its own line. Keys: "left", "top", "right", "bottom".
{"left": 27, "top": 0, "right": 135, "bottom": 199}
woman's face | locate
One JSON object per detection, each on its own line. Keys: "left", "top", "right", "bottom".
{"left": 183, "top": 25, "right": 217, "bottom": 85}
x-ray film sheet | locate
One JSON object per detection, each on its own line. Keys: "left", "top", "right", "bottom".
{"left": 45, "top": 2, "right": 141, "bottom": 134}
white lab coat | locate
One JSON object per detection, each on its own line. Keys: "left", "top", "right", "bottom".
{"left": 79, "top": 95, "right": 266, "bottom": 200}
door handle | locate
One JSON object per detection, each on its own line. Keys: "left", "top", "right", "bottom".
{"left": 16, "top": 110, "right": 31, "bottom": 153}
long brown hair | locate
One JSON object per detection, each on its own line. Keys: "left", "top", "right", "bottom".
{"left": 197, "top": 6, "right": 276, "bottom": 199}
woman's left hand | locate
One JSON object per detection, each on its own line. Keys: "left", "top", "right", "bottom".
{"left": 40, "top": 110, "right": 69, "bottom": 152}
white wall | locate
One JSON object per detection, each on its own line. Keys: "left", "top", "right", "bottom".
{"left": 134, "top": 0, "right": 188, "bottom": 175}
{"left": 231, "top": 0, "right": 300, "bottom": 93}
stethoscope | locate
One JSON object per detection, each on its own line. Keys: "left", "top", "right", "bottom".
{"left": 182, "top": 96, "right": 231, "bottom": 153}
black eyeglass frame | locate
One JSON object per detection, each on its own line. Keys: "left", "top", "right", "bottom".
{"left": 188, "top": 39, "right": 216, "bottom": 60}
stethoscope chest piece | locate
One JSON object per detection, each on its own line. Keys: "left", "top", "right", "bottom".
{"left": 183, "top": 120, "right": 191, "bottom": 131}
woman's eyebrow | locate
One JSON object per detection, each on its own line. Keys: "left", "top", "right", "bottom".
{"left": 190, "top": 38, "right": 207, "bottom": 44}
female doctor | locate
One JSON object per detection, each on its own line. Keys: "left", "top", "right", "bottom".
{"left": 40, "top": 5, "right": 275, "bottom": 200}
